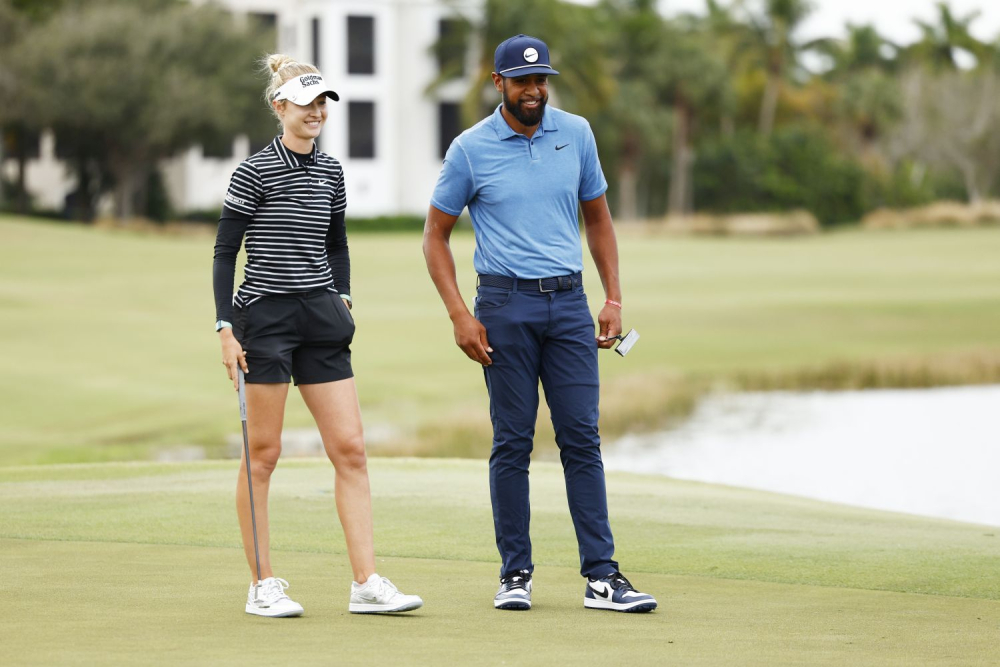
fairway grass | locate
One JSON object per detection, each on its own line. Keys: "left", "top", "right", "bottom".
{"left": 2, "top": 216, "right": 1000, "bottom": 464}
{"left": 2, "top": 459, "right": 998, "bottom": 666}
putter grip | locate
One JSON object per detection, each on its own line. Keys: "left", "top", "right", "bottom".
{"left": 238, "top": 369, "right": 247, "bottom": 421}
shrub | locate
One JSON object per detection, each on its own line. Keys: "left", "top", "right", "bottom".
{"left": 693, "top": 127, "right": 867, "bottom": 226}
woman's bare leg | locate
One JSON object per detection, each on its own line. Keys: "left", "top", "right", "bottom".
{"left": 236, "top": 382, "right": 289, "bottom": 582}
{"left": 299, "top": 379, "right": 375, "bottom": 584}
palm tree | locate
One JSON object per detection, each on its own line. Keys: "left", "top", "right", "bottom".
{"left": 595, "top": 0, "right": 672, "bottom": 220}
{"left": 744, "top": 0, "right": 814, "bottom": 135}
{"left": 812, "top": 23, "right": 899, "bottom": 75}
{"left": 595, "top": 0, "right": 731, "bottom": 218}
{"left": 699, "top": 0, "right": 753, "bottom": 135}
{"left": 811, "top": 24, "right": 902, "bottom": 167}
{"left": 906, "top": 2, "right": 991, "bottom": 72}
{"left": 656, "top": 27, "right": 732, "bottom": 215}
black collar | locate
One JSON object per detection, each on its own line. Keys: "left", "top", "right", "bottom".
{"left": 270, "top": 135, "right": 318, "bottom": 168}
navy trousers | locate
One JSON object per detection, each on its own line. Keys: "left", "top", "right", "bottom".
{"left": 475, "top": 276, "right": 618, "bottom": 579}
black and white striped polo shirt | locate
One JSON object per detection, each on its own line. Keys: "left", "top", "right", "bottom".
{"left": 224, "top": 136, "right": 347, "bottom": 307}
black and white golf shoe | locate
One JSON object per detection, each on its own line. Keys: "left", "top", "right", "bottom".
{"left": 584, "top": 571, "right": 657, "bottom": 613}
{"left": 494, "top": 570, "right": 532, "bottom": 610}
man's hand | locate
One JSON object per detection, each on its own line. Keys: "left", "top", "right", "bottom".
{"left": 596, "top": 303, "right": 622, "bottom": 349}
{"left": 219, "top": 328, "right": 248, "bottom": 390}
{"left": 453, "top": 311, "right": 493, "bottom": 365}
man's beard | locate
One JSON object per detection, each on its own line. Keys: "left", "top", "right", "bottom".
{"left": 502, "top": 86, "right": 546, "bottom": 127}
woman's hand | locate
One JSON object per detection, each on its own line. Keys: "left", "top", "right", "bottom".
{"left": 219, "top": 328, "right": 248, "bottom": 390}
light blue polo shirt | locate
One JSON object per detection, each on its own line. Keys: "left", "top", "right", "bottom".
{"left": 431, "top": 105, "right": 608, "bottom": 279}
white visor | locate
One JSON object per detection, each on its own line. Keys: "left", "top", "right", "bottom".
{"left": 273, "top": 74, "right": 339, "bottom": 105}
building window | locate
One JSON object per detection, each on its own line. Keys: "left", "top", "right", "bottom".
{"left": 347, "top": 16, "right": 375, "bottom": 75}
{"left": 311, "top": 17, "right": 321, "bottom": 69}
{"left": 249, "top": 12, "right": 277, "bottom": 49}
{"left": 438, "top": 103, "right": 461, "bottom": 160}
{"left": 437, "top": 18, "right": 467, "bottom": 79}
{"left": 349, "top": 102, "right": 376, "bottom": 158}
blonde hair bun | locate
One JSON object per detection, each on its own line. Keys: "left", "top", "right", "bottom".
{"left": 266, "top": 54, "right": 297, "bottom": 73}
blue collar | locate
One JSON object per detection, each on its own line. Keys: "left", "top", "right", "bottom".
{"left": 490, "top": 104, "right": 559, "bottom": 141}
{"left": 271, "top": 135, "right": 318, "bottom": 168}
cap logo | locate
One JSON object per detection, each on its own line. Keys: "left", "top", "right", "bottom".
{"left": 523, "top": 47, "right": 538, "bottom": 63}
{"left": 300, "top": 75, "right": 322, "bottom": 87}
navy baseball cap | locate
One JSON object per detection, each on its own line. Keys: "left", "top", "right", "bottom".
{"left": 494, "top": 34, "right": 560, "bottom": 77}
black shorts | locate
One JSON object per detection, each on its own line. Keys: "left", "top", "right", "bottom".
{"left": 233, "top": 289, "right": 355, "bottom": 385}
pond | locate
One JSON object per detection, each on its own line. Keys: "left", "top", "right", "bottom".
{"left": 605, "top": 385, "right": 1000, "bottom": 526}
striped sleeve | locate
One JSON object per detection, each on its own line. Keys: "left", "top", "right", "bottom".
{"left": 223, "top": 161, "right": 263, "bottom": 217}
{"left": 332, "top": 167, "right": 347, "bottom": 215}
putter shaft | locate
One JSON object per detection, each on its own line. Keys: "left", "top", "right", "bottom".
{"left": 238, "top": 370, "right": 262, "bottom": 588}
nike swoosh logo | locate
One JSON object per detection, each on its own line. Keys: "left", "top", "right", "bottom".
{"left": 556, "top": 144, "right": 569, "bottom": 151}
{"left": 589, "top": 583, "right": 610, "bottom": 599}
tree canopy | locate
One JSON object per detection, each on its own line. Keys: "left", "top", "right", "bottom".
{"left": 1, "top": 0, "right": 274, "bottom": 219}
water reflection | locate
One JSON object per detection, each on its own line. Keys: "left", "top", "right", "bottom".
{"left": 606, "top": 385, "right": 1000, "bottom": 526}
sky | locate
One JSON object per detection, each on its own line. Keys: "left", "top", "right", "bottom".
{"left": 564, "top": 1, "right": 1000, "bottom": 44}
{"left": 661, "top": 0, "right": 1000, "bottom": 43}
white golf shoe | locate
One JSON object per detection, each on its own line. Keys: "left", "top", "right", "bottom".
{"left": 245, "top": 577, "right": 304, "bottom": 617}
{"left": 349, "top": 573, "right": 423, "bottom": 614}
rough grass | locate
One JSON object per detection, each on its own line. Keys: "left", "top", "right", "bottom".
{"left": 2, "top": 459, "right": 999, "bottom": 665}
{"left": 2, "top": 216, "right": 1000, "bottom": 464}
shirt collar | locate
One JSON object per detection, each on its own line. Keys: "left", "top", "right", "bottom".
{"left": 490, "top": 104, "right": 558, "bottom": 141}
{"left": 271, "top": 135, "right": 318, "bottom": 168}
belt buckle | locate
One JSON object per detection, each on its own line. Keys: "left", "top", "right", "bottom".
{"left": 538, "top": 278, "right": 554, "bottom": 293}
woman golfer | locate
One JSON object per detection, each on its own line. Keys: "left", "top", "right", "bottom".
{"left": 213, "top": 54, "right": 422, "bottom": 617}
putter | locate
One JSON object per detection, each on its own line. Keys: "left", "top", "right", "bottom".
{"left": 238, "top": 369, "right": 262, "bottom": 601}
{"left": 609, "top": 329, "right": 640, "bottom": 357}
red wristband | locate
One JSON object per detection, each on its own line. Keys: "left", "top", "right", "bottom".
{"left": 604, "top": 299, "right": 622, "bottom": 309}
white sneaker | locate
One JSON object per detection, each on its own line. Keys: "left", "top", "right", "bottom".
{"left": 245, "top": 577, "right": 304, "bottom": 617}
{"left": 349, "top": 573, "right": 423, "bottom": 614}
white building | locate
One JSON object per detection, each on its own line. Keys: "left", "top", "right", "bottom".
{"left": 3, "top": 0, "right": 483, "bottom": 218}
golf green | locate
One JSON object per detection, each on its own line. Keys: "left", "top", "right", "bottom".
{"left": 2, "top": 459, "right": 997, "bottom": 665}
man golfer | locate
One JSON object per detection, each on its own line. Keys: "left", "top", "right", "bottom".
{"left": 423, "top": 34, "right": 657, "bottom": 613}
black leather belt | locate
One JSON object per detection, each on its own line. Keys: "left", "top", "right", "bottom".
{"left": 477, "top": 272, "right": 582, "bottom": 293}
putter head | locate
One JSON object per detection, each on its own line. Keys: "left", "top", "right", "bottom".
{"left": 614, "top": 329, "right": 640, "bottom": 357}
